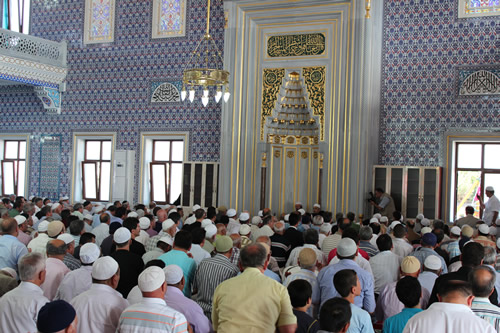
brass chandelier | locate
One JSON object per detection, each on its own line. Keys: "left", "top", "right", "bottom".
{"left": 180, "top": 0, "right": 230, "bottom": 106}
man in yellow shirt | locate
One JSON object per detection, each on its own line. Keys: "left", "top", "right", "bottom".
{"left": 212, "top": 243, "right": 297, "bottom": 333}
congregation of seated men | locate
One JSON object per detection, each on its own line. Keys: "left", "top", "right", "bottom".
{"left": 0, "top": 188, "right": 500, "bottom": 333}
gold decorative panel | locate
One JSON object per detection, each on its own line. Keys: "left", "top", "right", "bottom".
{"left": 287, "top": 151, "right": 295, "bottom": 158}
{"left": 267, "top": 33, "right": 326, "bottom": 58}
{"left": 301, "top": 151, "right": 308, "bottom": 159}
{"left": 261, "top": 68, "right": 286, "bottom": 140}
{"left": 303, "top": 66, "right": 326, "bottom": 140}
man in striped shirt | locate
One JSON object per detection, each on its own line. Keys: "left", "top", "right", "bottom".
{"left": 193, "top": 235, "right": 239, "bottom": 318}
{"left": 471, "top": 266, "right": 500, "bottom": 331}
{"left": 117, "top": 266, "right": 190, "bottom": 333}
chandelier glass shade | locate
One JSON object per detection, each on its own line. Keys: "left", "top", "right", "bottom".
{"left": 180, "top": 0, "right": 230, "bottom": 106}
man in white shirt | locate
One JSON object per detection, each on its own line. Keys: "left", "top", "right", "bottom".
{"left": 417, "top": 255, "right": 441, "bottom": 304}
{"left": 0, "top": 252, "right": 49, "bottom": 333}
{"left": 392, "top": 224, "right": 413, "bottom": 258}
{"left": 403, "top": 280, "right": 495, "bottom": 333}
{"left": 481, "top": 186, "right": 500, "bottom": 227}
{"left": 91, "top": 213, "right": 111, "bottom": 246}
{"left": 286, "top": 229, "right": 326, "bottom": 267}
{"left": 28, "top": 220, "right": 52, "bottom": 257}
{"left": 135, "top": 217, "right": 151, "bottom": 246}
{"left": 190, "top": 227, "right": 211, "bottom": 265}
{"left": 370, "top": 234, "right": 401, "bottom": 295}
{"left": 116, "top": 266, "right": 189, "bottom": 333}
{"left": 55, "top": 242, "right": 100, "bottom": 302}
{"left": 71, "top": 256, "right": 129, "bottom": 333}
{"left": 142, "top": 236, "right": 172, "bottom": 264}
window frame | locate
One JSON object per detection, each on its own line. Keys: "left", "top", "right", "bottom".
{"left": 0, "top": 136, "right": 29, "bottom": 197}
{"left": 453, "top": 142, "right": 500, "bottom": 220}
{"left": 1, "top": 0, "right": 31, "bottom": 34}
{"left": 71, "top": 133, "right": 115, "bottom": 203}
{"left": 139, "top": 132, "right": 189, "bottom": 205}
{"left": 458, "top": 0, "right": 500, "bottom": 18}
{"left": 149, "top": 140, "right": 184, "bottom": 204}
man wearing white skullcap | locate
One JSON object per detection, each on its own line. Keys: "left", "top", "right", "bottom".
{"left": 295, "top": 202, "right": 303, "bottom": 211}
{"left": 14, "top": 215, "right": 32, "bottom": 246}
{"left": 163, "top": 265, "right": 212, "bottom": 333}
{"left": 142, "top": 236, "right": 173, "bottom": 264}
{"left": 417, "top": 255, "right": 442, "bottom": 302}
{"left": 27, "top": 220, "right": 52, "bottom": 258}
{"left": 54, "top": 242, "right": 100, "bottom": 302}
{"left": 57, "top": 233, "right": 81, "bottom": 271}
{"left": 313, "top": 203, "right": 321, "bottom": 215}
{"left": 110, "top": 227, "right": 144, "bottom": 298}
{"left": 317, "top": 238, "right": 376, "bottom": 312}
{"left": 475, "top": 224, "right": 496, "bottom": 248}
{"left": 135, "top": 217, "right": 151, "bottom": 246}
{"left": 71, "top": 256, "right": 129, "bottom": 333}
{"left": 145, "top": 218, "right": 176, "bottom": 252}
{"left": 117, "top": 266, "right": 189, "bottom": 333}
{"left": 480, "top": 186, "right": 500, "bottom": 227}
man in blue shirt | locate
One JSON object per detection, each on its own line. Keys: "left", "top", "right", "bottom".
{"left": 383, "top": 276, "right": 422, "bottom": 333}
{"left": 318, "top": 238, "right": 376, "bottom": 313}
{"left": 333, "top": 269, "right": 374, "bottom": 333}
{"left": 158, "top": 230, "right": 196, "bottom": 297}
{"left": 0, "top": 217, "right": 29, "bottom": 273}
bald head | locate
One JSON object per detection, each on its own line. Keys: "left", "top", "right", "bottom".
{"left": 230, "top": 233, "right": 241, "bottom": 247}
{"left": 240, "top": 243, "right": 268, "bottom": 269}
{"left": 157, "top": 209, "right": 167, "bottom": 222}
{"left": 256, "top": 235, "right": 271, "bottom": 247}
{"left": 46, "top": 239, "right": 68, "bottom": 257}
{"left": 470, "top": 266, "right": 496, "bottom": 298}
{"left": 0, "top": 217, "right": 17, "bottom": 235}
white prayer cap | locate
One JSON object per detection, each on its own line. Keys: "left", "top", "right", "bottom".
{"left": 284, "top": 214, "right": 290, "bottom": 222}
{"left": 320, "top": 223, "right": 331, "bottom": 233}
{"left": 380, "top": 216, "right": 389, "bottom": 223}
{"left": 258, "top": 210, "right": 263, "bottom": 217}
{"left": 184, "top": 215, "right": 196, "bottom": 225}
{"left": 298, "top": 209, "right": 306, "bottom": 216}
{"left": 92, "top": 256, "right": 119, "bottom": 280}
{"left": 201, "top": 219, "right": 213, "bottom": 228}
{"left": 239, "top": 212, "right": 250, "bottom": 221}
{"left": 205, "top": 224, "right": 217, "bottom": 238}
{"left": 1, "top": 267, "right": 17, "bottom": 280}
{"left": 163, "top": 265, "right": 184, "bottom": 285}
{"left": 127, "top": 212, "right": 138, "bottom": 218}
{"left": 162, "top": 219, "right": 175, "bottom": 231}
{"left": 421, "top": 227, "right": 432, "bottom": 235}
{"left": 478, "top": 224, "right": 490, "bottom": 235}
{"left": 239, "top": 224, "right": 251, "bottom": 236}
{"left": 136, "top": 209, "right": 145, "bottom": 218}
{"left": 28, "top": 196, "right": 35, "bottom": 201}
{"left": 295, "top": 202, "right": 302, "bottom": 206}
{"left": 373, "top": 213, "right": 382, "bottom": 220}
{"left": 337, "top": 238, "right": 357, "bottom": 257}
{"left": 424, "top": 255, "right": 442, "bottom": 270}
{"left": 159, "top": 236, "right": 173, "bottom": 246}
{"left": 450, "top": 226, "right": 461, "bottom": 236}
{"left": 420, "top": 218, "right": 430, "bottom": 226}
{"left": 139, "top": 217, "right": 150, "bottom": 230}
{"left": 138, "top": 266, "right": 165, "bottom": 292}
{"left": 369, "top": 217, "right": 379, "bottom": 224}
{"left": 497, "top": 238, "right": 500, "bottom": 249}
{"left": 51, "top": 203, "right": 61, "bottom": 210}
{"left": 46, "top": 203, "right": 53, "bottom": 207}
{"left": 416, "top": 214, "right": 425, "bottom": 220}
{"left": 251, "top": 216, "right": 262, "bottom": 225}
{"left": 79, "top": 243, "right": 100, "bottom": 264}
{"left": 14, "top": 215, "right": 26, "bottom": 225}
{"left": 313, "top": 203, "right": 321, "bottom": 209}
{"left": 114, "top": 227, "right": 131, "bottom": 243}
{"left": 60, "top": 196, "right": 69, "bottom": 201}
{"left": 168, "top": 209, "right": 177, "bottom": 216}
{"left": 486, "top": 186, "right": 495, "bottom": 192}
{"left": 227, "top": 209, "right": 236, "bottom": 218}
{"left": 192, "top": 204, "right": 201, "bottom": 211}
{"left": 57, "top": 233, "right": 75, "bottom": 245}
{"left": 106, "top": 203, "right": 113, "bottom": 209}
{"left": 83, "top": 213, "right": 93, "bottom": 221}
{"left": 38, "top": 220, "right": 50, "bottom": 232}
{"left": 389, "top": 221, "right": 400, "bottom": 230}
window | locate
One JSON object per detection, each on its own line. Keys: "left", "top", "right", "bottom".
{"left": 82, "top": 140, "right": 112, "bottom": 201}
{"left": 459, "top": 0, "right": 500, "bottom": 18}
{"left": 1, "top": 140, "right": 26, "bottom": 196}
{"left": 453, "top": 142, "right": 500, "bottom": 220}
{"left": 1, "top": 0, "right": 31, "bottom": 34}
{"left": 84, "top": 0, "right": 116, "bottom": 44}
{"left": 150, "top": 140, "right": 184, "bottom": 204}
{"left": 152, "top": 0, "right": 186, "bottom": 38}
{"left": 72, "top": 133, "right": 115, "bottom": 203}
{"left": 139, "top": 133, "right": 188, "bottom": 205}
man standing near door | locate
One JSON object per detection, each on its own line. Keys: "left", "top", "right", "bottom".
{"left": 479, "top": 186, "right": 500, "bottom": 227}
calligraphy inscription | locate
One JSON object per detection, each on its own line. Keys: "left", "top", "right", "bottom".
{"left": 267, "top": 33, "right": 326, "bottom": 58}
{"left": 151, "top": 82, "right": 181, "bottom": 102}
{"left": 459, "top": 70, "right": 500, "bottom": 96}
